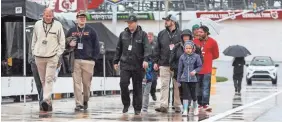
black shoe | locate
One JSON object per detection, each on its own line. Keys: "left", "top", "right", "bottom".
{"left": 175, "top": 107, "right": 181, "bottom": 113}
{"left": 75, "top": 105, "right": 83, "bottom": 111}
{"left": 152, "top": 94, "right": 157, "bottom": 101}
{"left": 41, "top": 101, "right": 52, "bottom": 112}
{"left": 39, "top": 104, "right": 43, "bottom": 111}
{"left": 83, "top": 101, "right": 88, "bottom": 110}
{"left": 135, "top": 111, "right": 141, "bottom": 115}
{"left": 155, "top": 107, "right": 168, "bottom": 113}
{"left": 123, "top": 106, "right": 129, "bottom": 113}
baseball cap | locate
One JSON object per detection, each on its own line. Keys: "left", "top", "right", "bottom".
{"left": 162, "top": 14, "right": 177, "bottom": 22}
{"left": 77, "top": 10, "right": 87, "bottom": 17}
{"left": 192, "top": 24, "right": 200, "bottom": 31}
{"left": 125, "top": 15, "right": 138, "bottom": 22}
{"left": 199, "top": 25, "right": 210, "bottom": 35}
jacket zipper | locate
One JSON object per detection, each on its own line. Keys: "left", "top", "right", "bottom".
{"left": 188, "top": 56, "right": 190, "bottom": 82}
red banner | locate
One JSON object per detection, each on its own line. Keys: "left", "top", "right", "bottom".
{"left": 54, "top": 0, "right": 104, "bottom": 13}
{"left": 196, "top": 10, "right": 282, "bottom": 20}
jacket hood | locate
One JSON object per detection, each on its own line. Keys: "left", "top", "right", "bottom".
{"left": 181, "top": 29, "right": 193, "bottom": 42}
{"left": 184, "top": 41, "right": 195, "bottom": 55}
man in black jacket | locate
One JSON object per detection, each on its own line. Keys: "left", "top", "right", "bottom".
{"left": 154, "top": 14, "right": 182, "bottom": 113}
{"left": 113, "top": 15, "right": 151, "bottom": 115}
{"left": 66, "top": 10, "right": 100, "bottom": 111}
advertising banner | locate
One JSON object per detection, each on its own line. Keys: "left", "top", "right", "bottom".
{"left": 196, "top": 10, "right": 282, "bottom": 20}
{"left": 89, "top": 13, "right": 155, "bottom": 20}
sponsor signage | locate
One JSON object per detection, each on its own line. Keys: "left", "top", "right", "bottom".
{"left": 106, "top": 0, "right": 125, "bottom": 4}
{"left": 89, "top": 13, "right": 155, "bottom": 20}
{"left": 30, "top": 0, "right": 104, "bottom": 13}
{"left": 196, "top": 10, "right": 282, "bottom": 20}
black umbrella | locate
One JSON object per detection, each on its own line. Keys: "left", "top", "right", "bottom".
{"left": 223, "top": 45, "right": 251, "bottom": 57}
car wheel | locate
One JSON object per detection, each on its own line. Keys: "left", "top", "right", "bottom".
{"left": 247, "top": 78, "right": 252, "bottom": 85}
{"left": 272, "top": 77, "right": 277, "bottom": 85}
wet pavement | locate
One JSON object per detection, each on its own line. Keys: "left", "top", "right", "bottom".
{"left": 218, "top": 82, "right": 282, "bottom": 122}
{"left": 2, "top": 80, "right": 282, "bottom": 122}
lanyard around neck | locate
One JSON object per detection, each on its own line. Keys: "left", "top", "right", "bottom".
{"left": 76, "top": 26, "right": 85, "bottom": 43}
{"left": 42, "top": 21, "right": 53, "bottom": 38}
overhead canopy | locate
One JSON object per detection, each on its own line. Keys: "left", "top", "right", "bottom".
{"left": 88, "top": 23, "right": 118, "bottom": 52}
{"left": 1, "top": 0, "right": 45, "bottom": 21}
{"left": 55, "top": 17, "right": 119, "bottom": 52}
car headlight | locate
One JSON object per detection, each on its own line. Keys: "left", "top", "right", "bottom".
{"left": 269, "top": 69, "right": 275, "bottom": 71}
{"left": 248, "top": 68, "right": 253, "bottom": 71}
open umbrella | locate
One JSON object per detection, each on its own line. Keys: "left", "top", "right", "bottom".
{"left": 223, "top": 45, "right": 251, "bottom": 57}
{"left": 184, "top": 17, "right": 222, "bottom": 36}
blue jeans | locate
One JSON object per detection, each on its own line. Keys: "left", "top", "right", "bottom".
{"left": 142, "top": 82, "right": 152, "bottom": 111}
{"left": 197, "top": 73, "right": 211, "bottom": 106}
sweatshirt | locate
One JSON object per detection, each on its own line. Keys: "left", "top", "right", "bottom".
{"left": 32, "top": 20, "right": 65, "bottom": 58}
{"left": 193, "top": 37, "right": 219, "bottom": 74}
{"left": 66, "top": 25, "right": 100, "bottom": 61}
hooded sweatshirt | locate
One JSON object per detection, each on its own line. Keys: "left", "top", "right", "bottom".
{"left": 177, "top": 41, "right": 203, "bottom": 83}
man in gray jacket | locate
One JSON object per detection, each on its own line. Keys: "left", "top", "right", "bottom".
{"left": 154, "top": 14, "right": 182, "bottom": 113}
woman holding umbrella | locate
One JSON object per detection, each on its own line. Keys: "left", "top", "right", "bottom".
{"left": 223, "top": 45, "right": 251, "bottom": 94}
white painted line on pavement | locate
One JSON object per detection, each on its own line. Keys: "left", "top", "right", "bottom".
{"left": 201, "top": 90, "right": 282, "bottom": 122}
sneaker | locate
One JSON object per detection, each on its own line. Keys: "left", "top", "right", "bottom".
{"left": 123, "top": 106, "right": 129, "bottom": 113}
{"left": 39, "top": 105, "right": 43, "bottom": 111}
{"left": 48, "top": 105, "right": 53, "bottom": 111}
{"left": 152, "top": 94, "right": 157, "bottom": 101}
{"left": 75, "top": 105, "right": 83, "bottom": 111}
{"left": 155, "top": 107, "right": 168, "bottom": 113}
{"left": 203, "top": 105, "right": 212, "bottom": 112}
{"left": 135, "top": 111, "right": 141, "bottom": 115}
{"left": 182, "top": 110, "right": 188, "bottom": 116}
{"left": 198, "top": 105, "right": 203, "bottom": 109}
{"left": 41, "top": 101, "right": 52, "bottom": 112}
{"left": 175, "top": 107, "right": 181, "bottom": 113}
{"left": 142, "top": 109, "right": 148, "bottom": 113}
{"left": 83, "top": 101, "right": 88, "bottom": 110}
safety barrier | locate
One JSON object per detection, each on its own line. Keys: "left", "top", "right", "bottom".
{"left": 1, "top": 77, "right": 162, "bottom": 97}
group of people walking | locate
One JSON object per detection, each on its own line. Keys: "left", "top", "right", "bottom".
{"left": 30, "top": 8, "right": 220, "bottom": 116}
{"left": 113, "top": 14, "right": 219, "bottom": 116}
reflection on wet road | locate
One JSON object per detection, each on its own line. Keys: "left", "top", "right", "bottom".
{"left": 217, "top": 82, "right": 281, "bottom": 122}
{"left": 2, "top": 81, "right": 282, "bottom": 122}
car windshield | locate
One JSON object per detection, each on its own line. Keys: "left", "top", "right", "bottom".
{"left": 250, "top": 57, "right": 274, "bottom": 66}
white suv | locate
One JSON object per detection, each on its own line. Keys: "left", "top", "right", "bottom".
{"left": 246, "top": 56, "right": 279, "bottom": 85}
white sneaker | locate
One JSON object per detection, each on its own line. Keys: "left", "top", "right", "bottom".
{"left": 182, "top": 110, "right": 188, "bottom": 116}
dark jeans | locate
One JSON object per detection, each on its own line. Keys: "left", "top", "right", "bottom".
{"left": 181, "top": 82, "right": 197, "bottom": 101}
{"left": 150, "top": 80, "right": 157, "bottom": 96}
{"left": 197, "top": 73, "right": 211, "bottom": 106}
{"left": 30, "top": 62, "right": 43, "bottom": 103}
{"left": 120, "top": 70, "right": 144, "bottom": 111}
